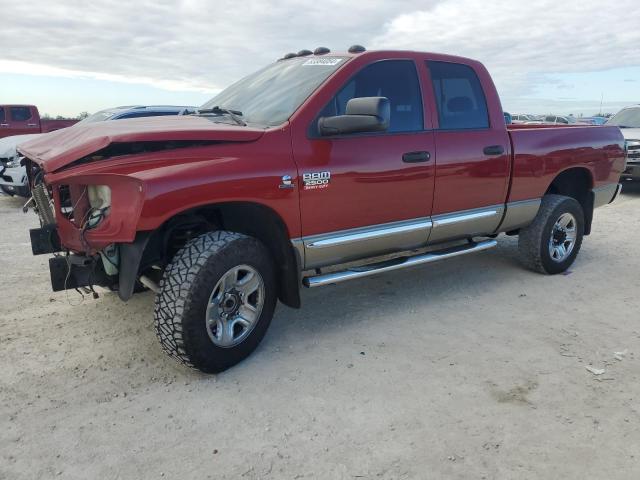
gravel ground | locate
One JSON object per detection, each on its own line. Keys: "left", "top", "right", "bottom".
{"left": 1, "top": 183, "right": 639, "bottom": 480}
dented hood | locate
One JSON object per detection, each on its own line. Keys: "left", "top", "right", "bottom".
{"left": 17, "top": 115, "right": 265, "bottom": 173}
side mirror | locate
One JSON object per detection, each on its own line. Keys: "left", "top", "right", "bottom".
{"left": 318, "top": 97, "right": 390, "bottom": 136}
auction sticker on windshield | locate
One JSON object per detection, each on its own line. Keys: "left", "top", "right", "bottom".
{"left": 302, "top": 58, "right": 343, "bottom": 66}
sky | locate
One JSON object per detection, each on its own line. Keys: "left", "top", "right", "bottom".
{"left": 1, "top": 0, "right": 639, "bottom": 118}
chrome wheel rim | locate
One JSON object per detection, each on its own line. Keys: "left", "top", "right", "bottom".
{"left": 548, "top": 212, "right": 577, "bottom": 263}
{"left": 205, "top": 265, "right": 264, "bottom": 348}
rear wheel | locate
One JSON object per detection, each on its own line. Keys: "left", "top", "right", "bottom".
{"left": 154, "top": 231, "right": 277, "bottom": 373}
{"left": 518, "top": 194, "right": 584, "bottom": 274}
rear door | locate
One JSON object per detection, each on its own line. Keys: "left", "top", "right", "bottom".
{"left": 8, "top": 106, "right": 39, "bottom": 135}
{"left": 425, "top": 60, "right": 511, "bottom": 243}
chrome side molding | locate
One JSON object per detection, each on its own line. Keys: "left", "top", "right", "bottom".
{"left": 303, "top": 239, "right": 497, "bottom": 288}
{"left": 432, "top": 208, "right": 498, "bottom": 227}
{"left": 306, "top": 219, "right": 432, "bottom": 248}
{"left": 293, "top": 201, "right": 543, "bottom": 271}
{"left": 428, "top": 205, "right": 503, "bottom": 243}
{"left": 301, "top": 217, "right": 432, "bottom": 269}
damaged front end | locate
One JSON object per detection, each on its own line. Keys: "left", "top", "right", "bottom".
{"left": 25, "top": 158, "right": 148, "bottom": 300}
{"left": 16, "top": 114, "right": 267, "bottom": 302}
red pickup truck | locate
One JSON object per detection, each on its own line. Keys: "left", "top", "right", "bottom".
{"left": 19, "top": 47, "right": 625, "bottom": 373}
{"left": 0, "top": 104, "right": 78, "bottom": 139}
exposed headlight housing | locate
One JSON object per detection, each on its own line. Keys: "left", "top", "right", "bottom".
{"left": 5, "top": 157, "right": 22, "bottom": 168}
{"left": 87, "top": 185, "right": 111, "bottom": 228}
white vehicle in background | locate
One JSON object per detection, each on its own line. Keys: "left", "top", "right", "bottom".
{"left": 0, "top": 134, "right": 41, "bottom": 196}
{"left": 607, "top": 105, "right": 640, "bottom": 180}
{"left": 542, "top": 115, "right": 578, "bottom": 125}
{"left": 0, "top": 105, "right": 195, "bottom": 197}
{"left": 511, "top": 114, "right": 537, "bottom": 124}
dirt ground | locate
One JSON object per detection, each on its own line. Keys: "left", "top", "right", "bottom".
{"left": 1, "top": 183, "right": 639, "bottom": 480}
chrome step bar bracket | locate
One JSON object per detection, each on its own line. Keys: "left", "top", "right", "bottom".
{"left": 302, "top": 239, "right": 498, "bottom": 288}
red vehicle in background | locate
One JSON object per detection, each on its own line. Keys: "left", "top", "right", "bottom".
{"left": 0, "top": 105, "right": 78, "bottom": 138}
{"left": 18, "top": 47, "right": 626, "bottom": 374}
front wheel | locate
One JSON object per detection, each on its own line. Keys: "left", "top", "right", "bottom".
{"left": 154, "top": 231, "right": 277, "bottom": 373}
{"left": 518, "top": 194, "right": 585, "bottom": 274}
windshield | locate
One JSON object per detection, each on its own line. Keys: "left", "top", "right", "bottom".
{"left": 607, "top": 107, "right": 640, "bottom": 128}
{"left": 201, "top": 56, "right": 347, "bottom": 126}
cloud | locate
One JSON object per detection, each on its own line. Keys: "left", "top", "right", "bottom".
{"left": 1, "top": 0, "right": 639, "bottom": 112}
{"left": 371, "top": 0, "right": 640, "bottom": 98}
{"left": 0, "top": 0, "right": 424, "bottom": 91}
{"left": 0, "top": 59, "right": 217, "bottom": 93}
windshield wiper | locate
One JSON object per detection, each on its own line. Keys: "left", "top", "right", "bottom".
{"left": 194, "top": 106, "right": 246, "bottom": 126}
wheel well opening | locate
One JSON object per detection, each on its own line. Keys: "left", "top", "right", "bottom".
{"left": 139, "top": 203, "right": 301, "bottom": 308}
{"left": 545, "top": 167, "right": 594, "bottom": 234}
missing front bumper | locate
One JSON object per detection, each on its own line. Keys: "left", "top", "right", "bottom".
{"left": 30, "top": 226, "right": 62, "bottom": 255}
{"left": 48, "top": 255, "right": 113, "bottom": 292}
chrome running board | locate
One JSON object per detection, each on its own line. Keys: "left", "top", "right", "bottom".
{"left": 302, "top": 239, "right": 498, "bottom": 288}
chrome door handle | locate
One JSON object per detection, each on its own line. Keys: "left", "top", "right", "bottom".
{"left": 483, "top": 145, "right": 505, "bottom": 156}
{"left": 402, "top": 151, "right": 431, "bottom": 163}
{"left": 27, "top": 123, "right": 38, "bottom": 127}
{"left": 0, "top": 123, "right": 9, "bottom": 127}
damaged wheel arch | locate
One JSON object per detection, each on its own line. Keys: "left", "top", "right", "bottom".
{"left": 125, "top": 202, "right": 302, "bottom": 307}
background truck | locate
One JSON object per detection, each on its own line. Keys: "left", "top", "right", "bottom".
{"left": 0, "top": 104, "right": 78, "bottom": 139}
{"left": 19, "top": 47, "right": 626, "bottom": 374}
{"left": 606, "top": 104, "right": 640, "bottom": 180}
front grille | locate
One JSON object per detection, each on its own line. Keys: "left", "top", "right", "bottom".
{"left": 32, "top": 183, "right": 56, "bottom": 226}
{"left": 24, "top": 158, "right": 56, "bottom": 226}
{"left": 627, "top": 140, "right": 640, "bottom": 163}
{"left": 24, "top": 158, "right": 44, "bottom": 187}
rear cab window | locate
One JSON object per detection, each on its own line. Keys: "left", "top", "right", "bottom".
{"left": 0, "top": 107, "right": 5, "bottom": 123}
{"left": 427, "top": 61, "right": 489, "bottom": 130}
{"left": 316, "top": 59, "right": 423, "bottom": 134}
{"left": 10, "top": 106, "right": 33, "bottom": 122}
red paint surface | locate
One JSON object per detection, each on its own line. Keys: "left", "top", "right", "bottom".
{"left": 17, "top": 51, "right": 626, "bottom": 253}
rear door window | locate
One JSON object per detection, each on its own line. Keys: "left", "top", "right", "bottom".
{"left": 427, "top": 61, "right": 489, "bottom": 130}
{"left": 10, "top": 106, "right": 33, "bottom": 122}
{"left": 0, "top": 107, "right": 5, "bottom": 123}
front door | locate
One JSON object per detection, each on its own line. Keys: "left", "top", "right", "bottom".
{"left": 292, "top": 59, "right": 436, "bottom": 268}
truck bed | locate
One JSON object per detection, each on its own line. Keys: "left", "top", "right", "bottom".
{"left": 507, "top": 124, "right": 625, "bottom": 203}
